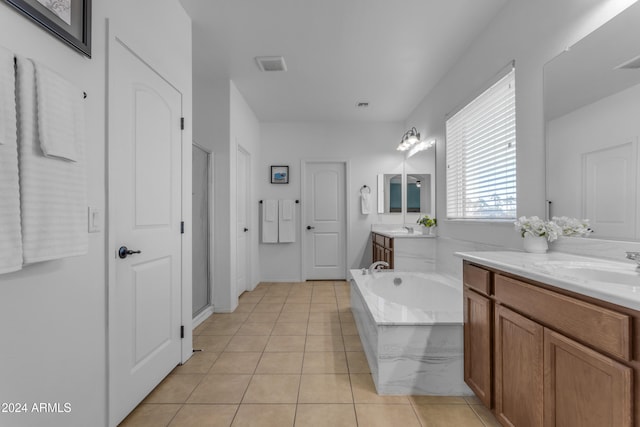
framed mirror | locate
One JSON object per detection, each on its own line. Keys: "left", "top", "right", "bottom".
{"left": 544, "top": 2, "right": 640, "bottom": 240}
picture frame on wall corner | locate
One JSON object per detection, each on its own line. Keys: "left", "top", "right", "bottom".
{"left": 270, "top": 165, "right": 289, "bottom": 184}
{"left": 3, "top": 0, "right": 92, "bottom": 57}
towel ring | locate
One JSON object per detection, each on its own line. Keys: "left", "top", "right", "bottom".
{"left": 360, "top": 185, "right": 371, "bottom": 195}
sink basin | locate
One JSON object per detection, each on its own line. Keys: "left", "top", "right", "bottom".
{"left": 532, "top": 261, "right": 640, "bottom": 286}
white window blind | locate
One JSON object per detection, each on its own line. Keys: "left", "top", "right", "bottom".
{"left": 446, "top": 66, "right": 516, "bottom": 220}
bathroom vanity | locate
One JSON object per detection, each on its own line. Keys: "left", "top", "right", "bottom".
{"left": 458, "top": 251, "right": 640, "bottom": 427}
{"left": 371, "top": 230, "right": 435, "bottom": 271}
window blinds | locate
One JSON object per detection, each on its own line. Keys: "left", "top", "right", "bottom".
{"left": 446, "top": 67, "right": 516, "bottom": 220}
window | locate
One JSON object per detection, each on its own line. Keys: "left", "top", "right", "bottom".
{"left": 446, "top": 64, "right": 516, "bottom": 220}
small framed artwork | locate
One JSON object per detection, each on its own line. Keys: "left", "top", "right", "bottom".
{"left": 270, "top": 165, "right": 289, "bottom": 184}
{"left": 3, "top": 0, "right": 92, "bottom": 57}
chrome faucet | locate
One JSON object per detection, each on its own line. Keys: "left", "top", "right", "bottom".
{"left": 403, "top": 226, "right": 414, "bottom": 234}
{"left": 626, "top": 252, "right": 640, "bottom": 267}
{"left": 368, "top": 261, "right": 390, "bottom": 274}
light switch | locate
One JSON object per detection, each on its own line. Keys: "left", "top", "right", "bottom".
{"left": 88, "top": 206, "right": 101, "bottom": 233}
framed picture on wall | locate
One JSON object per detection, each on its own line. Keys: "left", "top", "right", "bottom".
{"left": 3, "top": 0, "right": 92, "bottom": 57}
{"left": 270, "top": 165, "right": 289, "bottom": 184}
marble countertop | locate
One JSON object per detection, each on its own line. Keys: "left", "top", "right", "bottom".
{"left": 456, "top": 251, "right": 640, "bottom": 311}
{"left": 372, "top": 230, "right": 436, "bottom": 239}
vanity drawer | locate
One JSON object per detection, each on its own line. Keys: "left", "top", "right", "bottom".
{"left": 463, "top": 263, "right": 491, "bottom": 296}
{"left": 373, "top": 233, "right": 392, "bottom": 249}
{"left": 495, "top": 274, "right": 631, "bottom": 361}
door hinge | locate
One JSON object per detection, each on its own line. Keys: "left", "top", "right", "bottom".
{"left": 180, "top": 325, "right": 184, "bottom": 339}
{"left": 180, "top": 117, "right": 185, "bottom": 130}
{"left": 181, "top": 221, "right": 184, "bottom": 234}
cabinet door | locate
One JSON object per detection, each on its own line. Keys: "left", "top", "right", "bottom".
{"left": 495, "top": 305, "right": 544, "bottom": 427}
{"left": 464, "top": 288, "right": 492, "bottom": 407}
{"left": 544, "top": 329, "right": 632, "bottom": 427}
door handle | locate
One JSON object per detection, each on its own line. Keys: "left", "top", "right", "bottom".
{"left": 118, "top": 246, "right": 142, "bottom": 259}
{"left": 244, "top": 228, "right": 249, "bottom": 232}
{"left": 306, "top": 226, "right": 315, "bottom": 230}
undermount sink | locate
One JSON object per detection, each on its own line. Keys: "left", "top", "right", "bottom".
{"left": 532, "top": 261, "right": 640, "bottom": 286}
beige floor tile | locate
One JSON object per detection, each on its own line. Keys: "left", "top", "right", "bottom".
{"left": 272, "top": 322, "right": 308, "bottom": 336}
{"left": 168, "top": 404, "right": 237, "bottom": 427}
{"left": 308, "top": 312, "right": 341, "bottom": 323}
{"left": 286, "top": 295, "right": 312, "bottom": 303}
{"left": 209, "top": 352, "right": 261, "bottom": 374}
{"left": 211, "top": 312, "right": 251, "bottom": 322}
{"left": 242, "top": 374, "right": 301, "bottom": 403}
{"left": 238, "top": 294, "right": 263, "bottom": 304}
{"left": 311, "top": 295, "right": 337, "bottom": 304}
{"left": 470, "top": 404, "right": 502, "bottom": 427}
{"left": 339, "top": 312, "right": 355, "bottom": 323}
{"left": 302, "top": 351, "right": 348, "bottom": 374}
{"left": 265, "top": 335, "right": 307, "bottom": 352}
{"left": 305, "top": 335, "right": 344, "bottom": 352}
{"left": 281, "top": 303, "right": 311, "bottom": 313}
{"left": 294, "top": 404, "right": 357, "bottom": 427}
{"left": 235, "top": 322, "right": 275, "bottom": 336}
{"left": 119, "top": 403, "right": 181, "bottom": 427}
{"left": 278, "top": 311, "right": 310, "bottom": 323}
{"left": 192, "top": 322, "right": 207, "bottom": 336}
{"left": 247, "top": 312, "right": 280, "bottom": 323}
{"left": 346, "top": 352, "right": 370, "bottom": 374}
{"left": 307, "top": 322, "right": 342, "bottom": 336}
{"left": 310, "top": 303, "right": 338, "bottom": 313}
{"left": 342, "top": 335, "right": 363, "bottom": 352}
{"left": 253, "top": 303, "right": 284, "bottom": 313}
{"left": 234, "top": 303, "right": 257, "bottom": 313}
{"left": 256, "top": 352, "right": 304, "bottom": 374}
{"left": 413, "top": 404, "right": 485, "bottom": 427}
{"left": 172, "top": 351, "right": 219, "bottom": 374}
{"left": 198, "top": 322, "right": 243, "bottom": 336}
{"left": 261, "top": 295, "right": 288, "bottom": 304}
{"left": 193, "top": 335, "right": 232, "bottom": 352}
{"left": 410, "top": 395, "right": 468, "bottom": 405}
{"left": 187, "top": 374, "right": 252, "bottom": 404}
{"left": 464, "top": 395, "right": 482, "bottom": 405}
{"left": 340, "top": 322, "right": 358, "bottom": 336}
{"left": 350, "top": 374, "right": 410, "bottom": 404}
{"left": 232, "top": 404, "right": 296, "bottom": 427}
{"left": 225, "top": 335, "right": 269, "bottom": 352}
{"left": 298, "top": 374, "right": 353, "bottom": 403}
{"left": 354, "top": 404, "right": 422, "bottom": 427}
{"left": 264, "top": 289, "right": 291, "bottom": 297}
{"left": 143, "top": 374, "right": 204, "bottom": 403}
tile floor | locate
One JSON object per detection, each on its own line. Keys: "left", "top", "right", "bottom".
{"left": 120, "top": 281, "right": 500, "bottom": 427}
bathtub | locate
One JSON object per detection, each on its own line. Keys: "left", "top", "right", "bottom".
{"left": 350, "top": 269, "right": 473, "bottom": 396}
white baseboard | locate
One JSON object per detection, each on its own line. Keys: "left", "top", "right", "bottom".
{"left": 192, "top": 306, "right": 214, "bottom": 329}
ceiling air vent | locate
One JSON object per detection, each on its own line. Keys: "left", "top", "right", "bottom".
{"left": 615, "top": 53, "right": 640, "bottom": 70}
{"left": 255, "top": 56, "right": 287, "bottom": 72}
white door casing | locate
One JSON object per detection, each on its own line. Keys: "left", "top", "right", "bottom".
{"left": 108, "top": 36, "right": 183, "bottom": 425}
{"left": 236, "top": 145, "right": 250, "bottom": 296}
{"left": 192, "top": 144, "right": 211, "bottom": 316}
{"left": 303, "top": 161, "right": 348, "bottom": 280}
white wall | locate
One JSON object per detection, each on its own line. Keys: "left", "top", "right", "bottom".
{"left": 0, "top": 1, "right": 191, "bottom": 426}
{"left": 405, "top": 0, "right": 636, "bottom": 253}
{"left": 259, "top": 122, "right": 413, "bottom": 282}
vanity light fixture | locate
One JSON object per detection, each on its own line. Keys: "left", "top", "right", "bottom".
{"left": 407, "top": 139, "right": 436, "bottom": 158}
{"left": 397, "top": 127, "right": 421, "bottom": 151}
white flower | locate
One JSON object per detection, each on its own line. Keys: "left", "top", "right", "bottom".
{"left": 552, "top": 216, "right": 593, "bottom": 237}
{"left": 514, "top": 216, "right": 562, "bottom": 242}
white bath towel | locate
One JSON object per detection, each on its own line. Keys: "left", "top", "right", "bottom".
{"left": 16, "top": 56, "right": 88, "bottom": 264}
{"left": 34, "top": 61, "right": 81, "bottom": 161}
{"left": 262, "top": 200, "right": 278, "bottom": 243}
{"left": 361, "top": 192, "right": 371, "bottom": 215}
{"left": 278, "top": 199, "right": 296, "bottom": 243}
{"left": 0, "top": 46, "right": 23, "bottom": 274}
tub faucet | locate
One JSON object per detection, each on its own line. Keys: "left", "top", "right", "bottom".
{"left": 626, "top": 252, "right": 640, "bottom": 268}
{"left": 368, "top": 261, "right": 389, "bottom": 274}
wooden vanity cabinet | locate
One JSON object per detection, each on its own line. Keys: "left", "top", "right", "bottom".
{"left": 463, "top": 261, "right": 635, "bottom": 427}
{"left": 371, "top": 232, "right": 394, "bottom": 269}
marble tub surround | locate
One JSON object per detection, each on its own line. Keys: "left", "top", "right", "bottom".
{"left": 350, "top": 270, "right": 472, "bottom": 396}
{"left": 457, "top": 250, "right": 640, "bottom": 310}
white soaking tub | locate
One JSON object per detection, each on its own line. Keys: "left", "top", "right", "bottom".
{"left": 350, "top": 269, "right": 473, "bottom": 396}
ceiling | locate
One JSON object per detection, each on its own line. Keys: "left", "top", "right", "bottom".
{"left": 179, "top": 0, "right": 510, "bottom": 122}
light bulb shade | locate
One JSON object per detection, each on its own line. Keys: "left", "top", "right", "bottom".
{"left": 397, "top": 127, "right": 421, "bottom": 151}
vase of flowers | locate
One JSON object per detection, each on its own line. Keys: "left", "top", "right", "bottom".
{"left": 417, "top": 215, "right": 437, "bottom": 235}
{"left": 514, "top": 216, "right": 561, "bottom": 253}
{"left": 551, "top": 216, "right": 593, "bottom": 237}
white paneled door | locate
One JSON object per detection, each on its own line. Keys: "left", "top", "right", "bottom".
{"left": 304, "top": 162, "right": 347, "bottom": 280}
{"left": 109, "top": 38, "right": 183, "bottom": 425}
{"left": 236, "top": 145, "right": 251, "bottom": 296}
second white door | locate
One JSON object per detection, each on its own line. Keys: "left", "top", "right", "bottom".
{"left": 304, "top": 162, "right": 347, "bottom": 280}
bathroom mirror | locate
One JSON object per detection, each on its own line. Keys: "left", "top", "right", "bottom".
{"left": 404, "top": 143, "right": 436, "bottom": 217}
{"left": 544, "top": 2, "right": 640, "bottom": 240}
{"left": 406, "top": 174, "right": 431, "bottom": 213}
{"left": 377, "top": 174, "right": 403, "bottom": 214}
